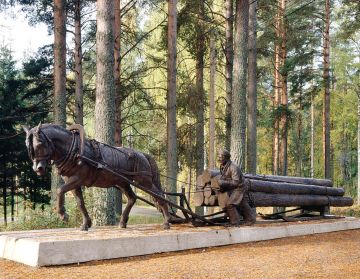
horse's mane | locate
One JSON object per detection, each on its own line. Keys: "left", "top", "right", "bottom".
{"left": 35, "top": 123, "right": 70, "bottom": 133}
{"left": 30, "top": 123, "right": 72, "bottom": 139}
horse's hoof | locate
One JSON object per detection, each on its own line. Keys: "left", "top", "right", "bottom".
{"left": 119, "top": 222, "right": 127, "bottom": 228}
{"left": 80, "top": 224, "right": 89, "bottom": 231}
{"left": 163, "top": 223, "right": 170, "bottom": 230}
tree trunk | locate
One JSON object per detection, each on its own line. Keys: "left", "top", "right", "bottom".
{"left": 224, "top": 0, "right": 234, "bottom": 151}
{"left": 323, "top": 0, "right": 331, "bottom": 179}
{"left": 54, "top": 0, "right": 67, "bottom": 127}
{"left": 273, "top": 0, "right": 281, "bottom": 176}
{"left": 93, "top": 0, "right": 116, "bottom": 226}
{"left": 74, "top": 0, "right": 83, "bottom": 125}
{"left": 113, "top": 0, "right": 122, "bottom": 217}
{"left": 114, "top": 0, "right": 122, "bottom": 147}
{"left": 167, "top": 0, "right": 178, "bottom": 202}
{"left": 195, "top": 0, "right": 205, "bottom": 215}
{"left": 52, "top": 0, "right": 67, "bottom": 204}
{"left": 273, "top": 0, "right": 286, "bottom": 214}
{"left": 247, "top": 0, "right": 257, "bottom": 174}
{"left": 10, "top": 176, "right": 14, "bottom": 222}
{"left": 311, "top": 92, "right": 315, "bottom": 178}
{"left": 296, "top": 108, "right": 303, "bottom": 177}
{"left": 209, "top": 31, "right": 216, "bottom": 170}
{"left": 198, "top": 194, "right": 353, "bottom": 208}
{"left": 358, "top": 93, "right": 360, "bottom": 204}
{"left": 207, "top": 31, "right": 216, "bottom": 215}
{"left": 231, "top": 0, "right": 249, "bottom": 170}
{"left": 273, "top": 0, "right": 288, "bottom": 176}
{"left": 2, "top": 164, "right": 6, "bottom": 226}
{"left": 247, "top": 180, "right": 344, "bottom": 196}
{"left": 279, "top": 0, "right": 287, "bottom": 176}
{"left": 201, "top": 169, "right": 333, "bottom": 187}
{"left": 251, "top": 192, "right": 352, "bottom": 207}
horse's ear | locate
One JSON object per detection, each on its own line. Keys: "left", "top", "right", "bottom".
{"left": 22, "top": 125, "right": 30, "bottom": 136}
{"left": 35, "top": 122, "right": 42, "bottom": 136}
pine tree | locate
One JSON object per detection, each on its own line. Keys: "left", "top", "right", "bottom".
{"left": 247, "top": 0, "right": 257, "bottom": 174}
{"left": 93, "top": 0, "right": 116, "bottom": 226}
{"left": 52, "top": 0, "right": 67, "bottom": 203}
{"left": 323, "top": 0, "right": 331, "bottom": 179}
{"left": 225, "top": 0, "right": 234, "bottom": 151}
{"left": 167, "top": 0, "right": 178, "bottom": 200}
{"left": 231, "top": 0, "right": 249, "bottom": 169}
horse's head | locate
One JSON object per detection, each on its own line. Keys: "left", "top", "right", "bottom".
{"left": 23, "top": 122, "right": 54, "bottom": 176}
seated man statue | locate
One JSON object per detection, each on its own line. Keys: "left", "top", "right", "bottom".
{"left": 217, "top": 149, "right": 256, "bottom": 226}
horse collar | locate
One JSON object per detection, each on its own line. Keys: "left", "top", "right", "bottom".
{"left": 54, "top": 131, "right": 79, "bottom": 173}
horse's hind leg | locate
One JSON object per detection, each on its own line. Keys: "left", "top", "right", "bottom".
{"left": 72, "top": 188, "right": 92, "bottom": 231}
{"left": 116, "top": 184, "right": 136, "bottom": 228}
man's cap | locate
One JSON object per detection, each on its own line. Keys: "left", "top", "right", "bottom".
{"left": 218, "top": 149, "right": 231, "bottom": 158}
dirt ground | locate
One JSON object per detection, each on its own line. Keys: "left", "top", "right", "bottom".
{"left": 2, "top": 229, "right": 360, "bottom": 279}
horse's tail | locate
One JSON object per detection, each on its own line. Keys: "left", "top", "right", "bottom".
{"left": 143, "top": 153, "right": 167, "bottom": 213}
{"left": 143, "top": 153, "right": 163, "bottom": 193}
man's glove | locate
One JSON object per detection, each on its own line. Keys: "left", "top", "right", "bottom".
{"left": 218, "top": 179, "right": 240, "bottom": 192}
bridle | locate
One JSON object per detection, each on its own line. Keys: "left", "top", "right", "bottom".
{"left": 27, "top": 129, "right": 55, "bottom": 165}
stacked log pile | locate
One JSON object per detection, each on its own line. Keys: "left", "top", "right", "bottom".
{"left": 194, "top": 169, "right": 353, "bottom": 208}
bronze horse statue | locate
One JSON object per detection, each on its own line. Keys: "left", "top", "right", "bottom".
{"left": 23, "top": 123, "right": 171, "bottom": 230}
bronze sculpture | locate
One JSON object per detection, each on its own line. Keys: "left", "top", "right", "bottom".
{"left": 216, "top": 149, "right": 256, "bottom": 226}
{"left": 23, "top": 123, "right": 171, "bottom": 230}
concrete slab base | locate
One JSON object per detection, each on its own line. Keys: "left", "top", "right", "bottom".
{"left": 1, "top": 217, "right": 360, "bottom": 267}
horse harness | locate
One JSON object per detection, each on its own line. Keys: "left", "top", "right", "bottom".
{"left": 36, "top": 127, "right": 153, "bottom": 185}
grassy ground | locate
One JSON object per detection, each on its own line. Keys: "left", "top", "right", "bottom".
{"left": 331, "top": 205, "right": 360, "bottom": 217}
{"left": 1, "top": 204, "right": 358, "bottom": 232}
{"left": 0, "top": 203, "right": 163, "bottom": 232}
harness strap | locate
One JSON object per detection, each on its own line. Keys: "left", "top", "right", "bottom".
{"left": 54, "top": 131, "right": 78, "bottom": 174}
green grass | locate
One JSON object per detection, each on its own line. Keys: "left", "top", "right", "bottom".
{"left": 0, "top": 202, "right": 82, "bottom": 232}
{"left": 0, "top": 203, "right": 163, "bottom": 232}
{"left": 331, "top": 205, "right": 360, "bottom": 217}
{"left": 127, "top": 214, "right": 164, "bottom": 225}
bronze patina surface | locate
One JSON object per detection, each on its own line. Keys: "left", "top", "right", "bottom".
{"left": 23, "top": 123, "right": 171, "bottom": 230}
{"left": 217, "top": 149, "right": 256, "bottom": 226}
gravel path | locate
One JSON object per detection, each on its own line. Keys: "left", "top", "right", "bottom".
{"left": 2, "top": 229, "right": 360, "bottom": 279}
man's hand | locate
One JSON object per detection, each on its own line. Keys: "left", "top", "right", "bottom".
{"left": 218, "top": 179, "right": 239, "bottom": 192}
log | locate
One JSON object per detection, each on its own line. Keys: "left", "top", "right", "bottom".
{"left": 250, "top": 192, "right": 353, "bottom": 207}
{"left": 202, "top": 169, "right": 333, "bottom": 187}
{"left": 245, "top": 173, "right": 333, "bottom": 187}
{"left": 247, "top": 179, "right": 344, "bottom": 196}
{"left": 202, "top": 169, "right": 221, "bottom": 184}
{"left": 196, "top": 174, "right": 206, "bottom": 189}
{"left": 204, "top": 196, "right": 210, "bottom": 205}
{"left": 210, "top": 175, "right": 221, "bottom": 190}
{"left": 203, "top": 184, "right": 212, "bottom": 198}
{"left": 197, "top": 171, "right": 352, "bottom": 209}
{"left": 193, "top": 190, "right": 204, "bottom": 206}
{"left": 208, "top": 195, "right": 217, "bottom": 206}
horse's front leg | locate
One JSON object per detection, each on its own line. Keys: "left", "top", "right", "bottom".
{"left": 72, "top": 188, "right": 92, "bottom": 231}
{"left": 57, "top": 176, "right": 83, "bottom": 222}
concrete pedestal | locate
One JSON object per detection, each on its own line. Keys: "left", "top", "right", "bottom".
{"left": 1, "top": 217, "right": 360, "bottom": 267}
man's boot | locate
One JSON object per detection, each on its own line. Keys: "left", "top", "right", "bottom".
{"left": 226, "top": 205, "right": 241, "bottom": 226}
{"left": 241, "top": 200, "right": 256, "bottom": 226}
